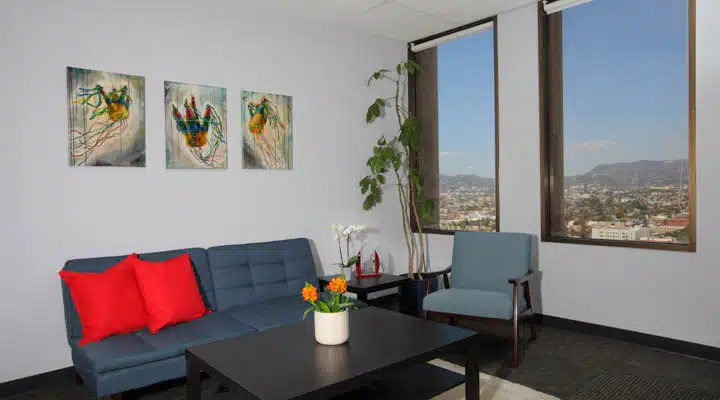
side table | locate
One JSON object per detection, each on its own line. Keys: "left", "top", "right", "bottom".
{"left": 318, "top": 273, "right": 409, "bottom": 302}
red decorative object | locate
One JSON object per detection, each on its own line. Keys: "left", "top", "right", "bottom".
{"left": 133, "top": 254, "right": 210, "bottom": 333}
{"left": 59, "top": 254, "right": 149, "bottom": 346}
{"left": 355, "top": 251, "right": 382, "bottom": 279}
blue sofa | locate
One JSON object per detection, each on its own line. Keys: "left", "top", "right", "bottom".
{"left": 61, "top": 238, "right": 323, "bottom": 398}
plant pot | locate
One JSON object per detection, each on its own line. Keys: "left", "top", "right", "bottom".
{"left": 399, "top": 276, "right": 439, "bottom": 317}
{"left": 341, "top": 267, "right": 354, "bottom": 281}
{"left": 314, "top": 310, "right": 350, "bottom": 345}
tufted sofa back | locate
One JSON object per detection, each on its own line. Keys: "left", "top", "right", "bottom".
{"left": 206, "top": 238, "right": 318, "bottom": 310}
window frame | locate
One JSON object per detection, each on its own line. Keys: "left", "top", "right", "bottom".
{"left": 538, "top": 0, "right": 697, "bottom": 252}
{"left": 408, "top": 16, "right": 501, "bottom": 236}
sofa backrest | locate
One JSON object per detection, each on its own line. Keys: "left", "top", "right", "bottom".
{"left": 60, "top": 248, "right": 214, "bottom": 342}
{"left": 206, "top": 238, "right": 318, "bottom": 310}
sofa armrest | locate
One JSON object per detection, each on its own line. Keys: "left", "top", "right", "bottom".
{"left": 508, "top": 271, "right": 533, "bottom": 285}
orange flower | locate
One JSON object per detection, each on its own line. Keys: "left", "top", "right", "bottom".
{"left": 302, "top": 284, "right": 318, "bottom": 302}
{"left": 327, "top": 277, "right": 347, "bottom": 294}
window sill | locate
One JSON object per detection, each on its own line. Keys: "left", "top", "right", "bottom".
{"left": 541, "top": 235, "right": 696, "bottom": 253}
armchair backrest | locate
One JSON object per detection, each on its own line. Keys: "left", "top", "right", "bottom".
{"left": 451, "top": 232, "right": 532, "bottom": 294}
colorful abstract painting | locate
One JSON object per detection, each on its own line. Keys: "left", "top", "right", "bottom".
{"left": 67, "top": 67, "right": 146, "bottom": 167}
{"left": 242, "top": 91, "right": 293, "bottom": 169}
{"left": 165, "top": 81, "right": 227, "bottom": 169}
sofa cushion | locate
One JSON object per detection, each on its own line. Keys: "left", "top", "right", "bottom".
{"left": 423, "top": 288, "right": 527, "bottom": 320}
{"left": 72, "top": 312, "right": 256, "bottom": 373}
{"left": 207, "top": 239, "right": 318, "bottom": 310}
{"left": 62, "top": 248, "right": 215, "bottom": 342}
{"left": 224, "top": 295, "right": 311, "bottom": 331}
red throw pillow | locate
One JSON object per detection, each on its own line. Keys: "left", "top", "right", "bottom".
{"left": 60, "top": 254, "right": 149, "bottom": 346}
{"left": 133, "top": 253, "right": 208, "bottom": 333}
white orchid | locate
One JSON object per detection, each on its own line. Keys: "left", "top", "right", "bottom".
{"left": 331, "top": 224, "right": 368, "bottom": 268}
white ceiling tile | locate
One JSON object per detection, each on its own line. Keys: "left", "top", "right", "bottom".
{"left": 443, "top": 0, "right": 539, "bottom": 24}
{"left": 248, "top": 0, "right": 389, "bottom": 20}
{"left": 393, "top": 0, "right": 478, "bottom": 17}
{"left": 342, "top": 3, "right": 457, "bottom": 41}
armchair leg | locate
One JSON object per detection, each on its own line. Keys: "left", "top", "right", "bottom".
{"left": 525, "top": 283, "right": 538, "bottom": 341}
{"left": 75, "top": 371, "right": 83, "bottom": 386}
{"left": 512, "top": 284, "right": 520, "bottom": 368}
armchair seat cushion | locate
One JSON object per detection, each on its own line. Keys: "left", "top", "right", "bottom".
{"left": 423, "top": 288, "right": 527, "bottom": 320}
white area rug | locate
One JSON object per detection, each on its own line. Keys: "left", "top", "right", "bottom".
{"left": 429, "top": 359, "right": 561, "bottom": 400}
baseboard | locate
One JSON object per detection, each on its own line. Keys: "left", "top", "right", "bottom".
{"left": 0, "top": 366, "right": 75, "bottom": 398}
{"left": 538, "top": 314, "right": 720, "bottom": 362}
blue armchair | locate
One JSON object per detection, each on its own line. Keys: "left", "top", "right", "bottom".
{"left": 422, "top": 232, "right": 537, "bottom": 367}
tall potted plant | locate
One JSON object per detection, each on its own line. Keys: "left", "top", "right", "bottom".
{"left": 360, "top": 60, "right": 437, "bottom": 316}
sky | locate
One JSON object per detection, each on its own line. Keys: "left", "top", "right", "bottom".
{"left": 437, "top": 0, "right": 689, "bottom": 177}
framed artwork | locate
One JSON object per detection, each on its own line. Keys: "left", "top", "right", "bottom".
{"left": 67, "top": 67, "right": 146, "bottom": 167}
{"left": 165, "top": 81, "right": 227, "bottom": 169}
{"left": 241, "top": 91, "right": 293, "bottom": 169}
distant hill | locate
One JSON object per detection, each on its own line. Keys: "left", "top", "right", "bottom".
{"left": 440, "top": 174, "right": 495, "bottom": 193}
{"left": 439, "top": 160, "right": 689, "bottom": 192}
{"left": 565, "top": 160, "right": 689, "bottom": 187}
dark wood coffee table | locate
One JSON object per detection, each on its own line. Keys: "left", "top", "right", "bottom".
{"left": 318, "top": 273, "right": 408, "bottom": 302}
{"left": 186, "top": 307, "right": 480, "bottom": 400}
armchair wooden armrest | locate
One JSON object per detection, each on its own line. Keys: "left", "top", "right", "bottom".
{"left": 508, "top": 271, "right": 534, "bottom": 285}
{"left": 423, "top": 266, "right": 452, "bottom": 289}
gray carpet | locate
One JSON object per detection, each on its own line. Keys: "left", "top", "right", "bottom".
{"left": 441, "top": 319, "right": 720, "bottom": 400}
{"left": 3, "top": 321, "right": 719, "bottom": 399}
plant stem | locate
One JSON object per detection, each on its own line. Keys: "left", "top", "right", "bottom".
{"left": 346, "top": 236, "right": 351, "bottom": 267}
{"left": 395, "top": 169, "right": 413, "bottom": 279}
{"left": 337, "top": 236, "right": 344, "bottom": 265}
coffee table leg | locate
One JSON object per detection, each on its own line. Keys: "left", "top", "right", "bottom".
{"left": 465, "top": 339, "right": 479, "bottom": 400}
{"left": 187, "top": 357, "right": 202, "bottom": 400}
{"left": 357, "top": 292, "right": 368, "bottom": 302}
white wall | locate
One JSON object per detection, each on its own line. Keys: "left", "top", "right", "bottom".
{"left": 0, "top": 0, "right": 407, "bottom": 382}
{"left": 425, "top": 1, "right": 720, "bottom": 349}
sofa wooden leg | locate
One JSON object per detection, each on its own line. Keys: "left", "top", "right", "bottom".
{"left": 75, "top": 371, "right": 83, "bottom": 386}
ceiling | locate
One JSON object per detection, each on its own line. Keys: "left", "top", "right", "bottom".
{"left": 247, "top": 0, "right": 540, "bottom": 41}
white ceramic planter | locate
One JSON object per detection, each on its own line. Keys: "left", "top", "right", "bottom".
{"left": 314, "top": 310, "right": 349, "bottom": 345}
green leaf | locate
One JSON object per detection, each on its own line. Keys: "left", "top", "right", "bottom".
{"left": 363, "top": 195, "right": 375, "bottom": 211}
{"left": 405, "top": 60, "right": 420, "bottom": 75}
{"left": 392, "top": 157, "right": 402, "bottom": 171}
{"left": 346, "top": 255, "right": 359, "bottom": 266}
{"left": 366, "top": 103, "right": 381, "bottom": 123}
{"left": 375, "top": 98, "right": 386, "bottom": 108}
{"left": 318, "top": 302, "right": 331, "bottom": 313}
{"left": 367, "top": 68, "right": 390, "bottom": 86}
{"left": 396, "top": 63, "right": 402, "bottom": 75}
{"left": 360, "top": 176, "right": 371, "bottom": 194}
{"left": 303, "top": 307, "right": 314, "bottom": 320}
{"left": 374, "top": 191, "right": 383, "bottom": 204}
{"left": 381, "top": 147, "right": 394, "bottom": 160}
{"left": 377, "top": 174, "right": 385, "bottom": 185}
{"left": 422, "top": 199, "right": 434, "bottom": 220}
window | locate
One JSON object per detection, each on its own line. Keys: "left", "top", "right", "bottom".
{"left": 540, "top": 0, "right": 696, "bottom": 251}
{"left": 409, "top": 18, "right": 499, "bottom": 234}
